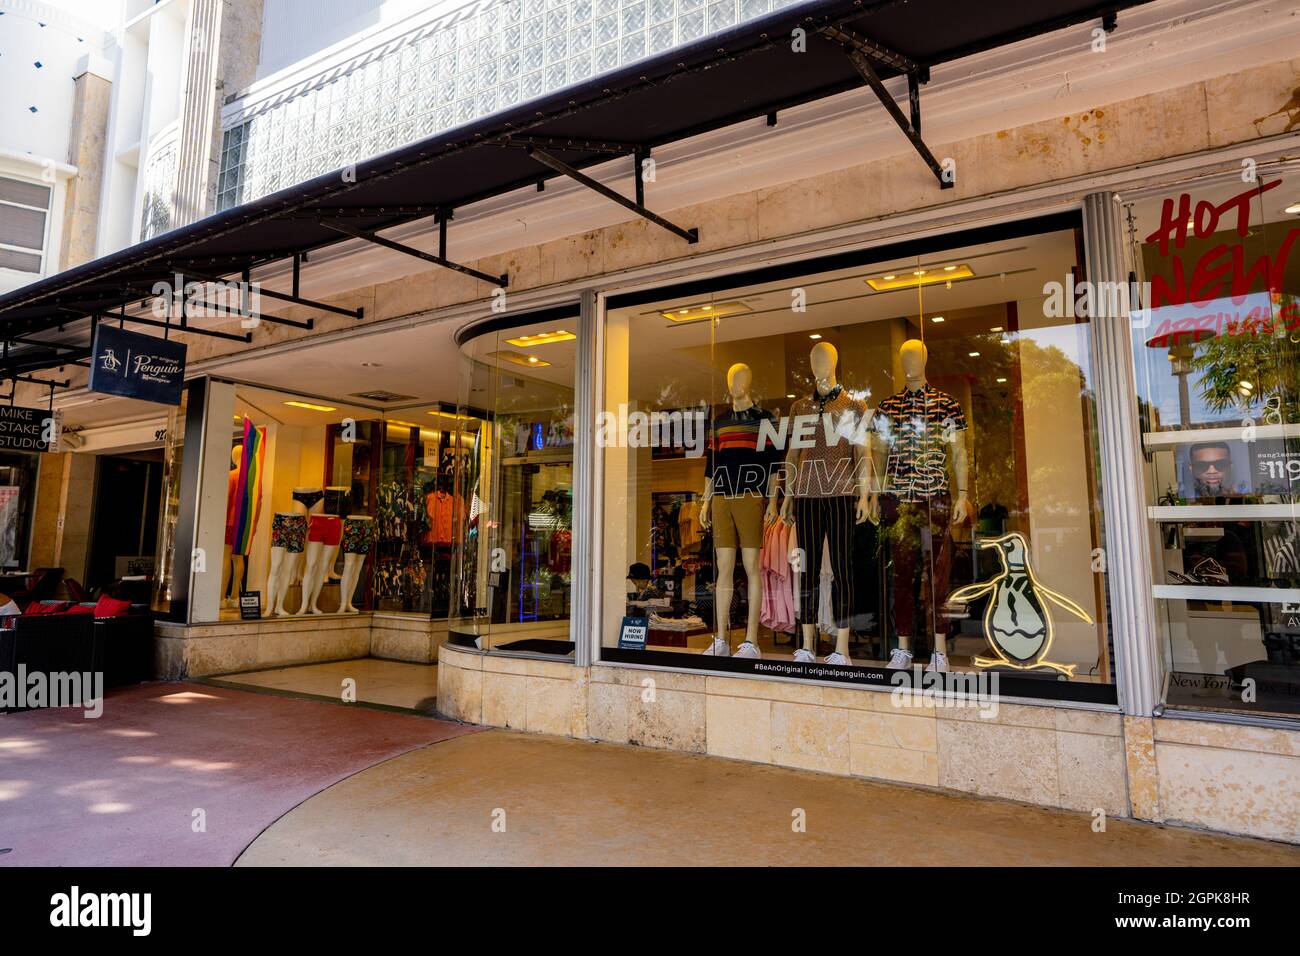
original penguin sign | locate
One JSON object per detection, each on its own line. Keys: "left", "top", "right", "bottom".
{"left": 89, "top": 325, "right": 186, "bottom": 406}
{"left": 0, "top": 404, "right": 57, "bottom": 452}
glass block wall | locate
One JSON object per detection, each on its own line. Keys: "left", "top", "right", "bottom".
{"left": 216, "top": 0, "right": 800, "bottom": 210}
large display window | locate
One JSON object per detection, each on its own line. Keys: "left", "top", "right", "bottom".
{"left": 449, "top": 310, "right": 579, "bottom": 655}
{"left": 600, "top": 216, "right": 1116, "bottom": 702}
{"left": 1129, "top": 169, "right": 1300, "bottom": 717}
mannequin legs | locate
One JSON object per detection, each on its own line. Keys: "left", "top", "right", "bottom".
{"left": 339, "top": 552, "right": 365, "bottom": 613}
{"left": 221, "top": 545, "right": 233, "bottom": 606}
{"left": 714, "top": 546, "right": 762, "bottom": 647}
{"left": 298, "top": 542, "right": 323, "bottom": 614}
{"left": 270, "top": 549, "right": 300, "bottom": 616}
{"left": 267, "top": 547, "right": 286, "bottom": 616}
{"left": 300, "top": 542, "right": 339, "bottom": 613}
{"left": 801, "top": 622, "right": 851, "bottom": 658}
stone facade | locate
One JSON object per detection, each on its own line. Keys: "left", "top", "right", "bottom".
{"left": 438, "top": 643, "right": 1300, "bottom": 844}
{"left": 154, "top": 612, "right": 445, "bottom": 678}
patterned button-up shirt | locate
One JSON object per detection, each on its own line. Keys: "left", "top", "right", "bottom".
{"left": 873, "top": 384, "right": 967, "bottom": 502}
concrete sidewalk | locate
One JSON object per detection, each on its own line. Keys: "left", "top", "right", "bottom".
{"left": 236, "top": 729, "right": 1300, "bottom": 866}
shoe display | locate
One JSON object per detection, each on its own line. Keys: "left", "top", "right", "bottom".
{"left": 792, "top": 648, "right": 816, "bottom": 663}
{"left": 886, "top": 648, "right": 914, "bottom": 669}
{"left": 823, "top": 652, "right": 852, "bottom": 666}
{"left": 702, "top": 637, "right": 730, "bottom": 657}
{"left": 733, "top": 641, "right": 761, "bottom": 659}
{"left": 925, "top": 652, "right": 949, "bottom": 673}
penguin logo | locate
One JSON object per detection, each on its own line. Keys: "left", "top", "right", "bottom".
{"left": 946, "top": 532, "right": 1092, "bottom": 677}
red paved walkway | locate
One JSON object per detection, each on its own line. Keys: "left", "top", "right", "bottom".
{"left": 0, "top": 683, "right": 476, "bottom": 866}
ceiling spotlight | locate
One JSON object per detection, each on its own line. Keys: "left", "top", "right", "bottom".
{"left": 786, "top": 393, "right": 795, "bottom": 399}
{"left": 507, "top": 329, "right": 577, "bottom": 347}
{"left": 968, "top": 351, "right": 981, "bottom": 357}
{"left": 989, "top": 326, "right": 1003, "bottom": 332}
{"left": 996, "top": 377, "right": 1008, "bottom": 383}
{"left": 1286, "top": 202, "right": 1300, "bottom": 215}
{"left": 930, "top": 316, "right": 944, "bottom": 323}
{"left": 809, "top": 333, "right": 822, "bottom": 340}
{"left": 867, "top": 265, "right": 974, "bottom": 291}
{"left": 943, "top": 264, "right": 957, "bottom": 271}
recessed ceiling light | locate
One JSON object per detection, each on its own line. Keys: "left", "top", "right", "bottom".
{"left": 968, "top": 351, "right": 980, "bottom": 357}
{"left": 659, "top": 301, "right": 752, "bottom": 323}
{"left": 1286, "top": 202, "right": 1300, "bottom": 215}
{"left": 505, "top": 329, "right": 576, "bottom": 347}
{"left": 930, "top": 316, "right": 944, "bottom": 323}
{"left": 943, "top": 264, "right": 957, "bottom": 271}
{"left": 284, "top": 400, "right": 337, "bottom": 412}
{"left": 786, "top": 393, "right": 795, "bottom": 399}
{"left": 809, "top": 333, "right": 822, "bottom": 340}
{"left": 490, "top": 349, "right": 551, "bottom": 368}
{"left": 867, "top": 265, "right": 975, "bottom": 291}
{"left": 996, "top": 377, "right": 1007, "bottom": 383}
{"left": 989, "top": 326, "right": 1003, "bottom": 332}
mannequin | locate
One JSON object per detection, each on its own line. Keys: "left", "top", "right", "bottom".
{"left": 221, "top": 445, "right": 242, "bottom": 609}
{"left": 873, "top": 339, "right": 972, "bottom": 672}
{"left": 778, "top": 342, "right": 873, "bottom": 665}
{"left": 266, "top": 487, "right": 317, "bottom": 616}
{"left": 338, "top": 514, "right": 374, "bottom": 613}
{"left": 298, "top": 512, "right": 342, "bottom": 614}
{"left": 699, "top": 363, "right": 782, "bottom": 658}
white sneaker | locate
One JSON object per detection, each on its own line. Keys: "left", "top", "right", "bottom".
{"left": 887, "top": 648, "right": 914, "bottom": 669}
{"left": 823, "top": 652, "right": 853, "bottom": 666}
{"left": 793, "top": 648, "right": 816, "bottom": 663}
{"left": 702, "top": 637, "right": 730, "bottom": 657}
{"left": 733, "top": 641, "right": 761, "bottom": 659}
{"left": 925, "top": 652, "right": 949, "bottom": 673}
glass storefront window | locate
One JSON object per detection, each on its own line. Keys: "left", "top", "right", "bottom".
{"left": 0, "top": 450, "right": 40, "bottom": 571}
{"left": 449, "top": 312, "right": 579, "bottom": 655}
{"left": 601, "top": 218, "right": 1116, "bottom": 701}
{"left": 200, "top": 385, "right": 380, "bottom": 622}
{"left": 1129, "top": 169, "right": 1300, "bottom": 717}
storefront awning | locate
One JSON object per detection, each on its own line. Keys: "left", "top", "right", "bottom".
{"left": 0, "top": 0, "right": 1148, "bottom": 380}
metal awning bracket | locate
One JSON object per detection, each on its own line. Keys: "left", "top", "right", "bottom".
{"left": 319, "top": 218, "right": 508, "bottom": 287}
{"left": 523, "top": 146, "right": 698, "bottom": 243}
{"left": 818, "top": 25, "right": 951, "bottom": 189}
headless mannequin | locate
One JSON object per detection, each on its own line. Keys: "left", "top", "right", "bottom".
{"left": 221, "top": 445, "right": 243, "bottom": 609}
{"left": 873, "top": 339, "right": 972, "bottom": 668}
{"left": 779, "top": 342, "right": 873, "bottom": 664}
{"left": 338, "top": 515, "right": 373, "bottom": 613}
{"left": 698, "top": 363, "right": 778, "bottom": 657}
{"left": 268, "top": 488, "right": 317, "bottom": 616}
{"left": 296, "top": 491, "right": 332, "bottom": 614}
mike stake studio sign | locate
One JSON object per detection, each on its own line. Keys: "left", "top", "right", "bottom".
{"left": 0, "top": 404, "right": 58, "bottom": 452}
{"left": 89, "top": 325, "right": 187, "bottom": 406}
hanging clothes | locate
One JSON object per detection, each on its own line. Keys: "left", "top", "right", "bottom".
{"left": 817, "top": 537, "right": 837, "bottom": 636}
{"left": 759, "top": 519, "right": 795, "bottom": 633}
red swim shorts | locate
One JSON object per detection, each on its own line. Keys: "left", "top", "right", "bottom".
{"left": 307, "top": 514, "right": 342, "bottom": 546}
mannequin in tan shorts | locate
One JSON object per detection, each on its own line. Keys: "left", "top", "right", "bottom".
{"left": 699, "top": 363, "right": 782, "bottom": 658}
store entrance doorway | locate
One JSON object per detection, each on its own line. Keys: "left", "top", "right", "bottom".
{"left": 86, "top": 451, "right": 163, "bottom": 599}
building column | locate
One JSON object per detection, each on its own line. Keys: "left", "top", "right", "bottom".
{"left": 59, "top": 57, "right": 113, "bottom": 269}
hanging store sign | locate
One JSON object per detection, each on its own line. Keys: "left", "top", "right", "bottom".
{"left": 0, "top": 404, "right": 57, "bottom": 452}
{"left": 89, "top": 325, "right": 186, "bottom": 406}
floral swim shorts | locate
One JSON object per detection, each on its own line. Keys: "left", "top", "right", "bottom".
{"left": 271, "top": 513, "right": 307, "bottom": 553}
{"left": 342, "top": 516, "right": 374, "bottom": 555}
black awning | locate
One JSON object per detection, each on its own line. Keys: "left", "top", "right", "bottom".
{"left": 0, "top": 0, "right": 1146, "bottom": 376}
